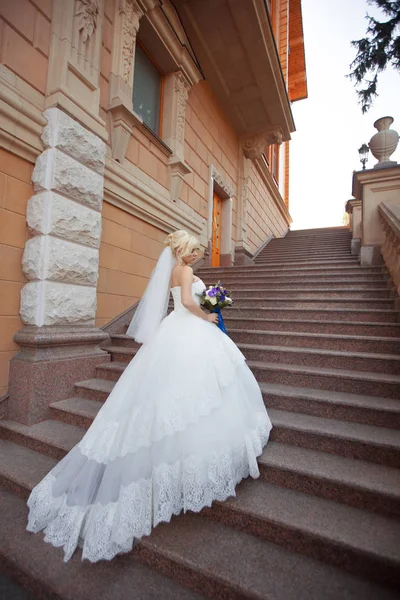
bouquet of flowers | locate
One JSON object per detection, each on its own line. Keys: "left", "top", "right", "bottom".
{"left": 197, "top": 281, "right": 234, "bottom": 334}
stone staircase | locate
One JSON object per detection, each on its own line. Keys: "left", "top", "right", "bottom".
{"left": 1, "top": 226, "right": 400, "bottom": 599}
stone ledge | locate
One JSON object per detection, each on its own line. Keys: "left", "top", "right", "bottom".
{"left": 104, "top": 157, "right": 204, "bottom": 235}
{"left": 109, "top": 101, "right": 173, "bottom": 163}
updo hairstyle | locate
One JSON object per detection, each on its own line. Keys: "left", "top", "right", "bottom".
{"left": 165, "top": 230, "right": 200, "bottom": 265}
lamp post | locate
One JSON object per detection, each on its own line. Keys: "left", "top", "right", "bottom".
{"left": 358, "top": 143, "right": 369, "bottom": 170}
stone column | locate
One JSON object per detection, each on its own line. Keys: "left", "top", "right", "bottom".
{"left": 352, "top": 165, "right": 400, "bottom": 266}
{"left": 9, "top": 108, "right": 108, "bottom": 425}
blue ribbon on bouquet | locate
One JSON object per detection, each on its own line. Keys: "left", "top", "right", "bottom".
{"left": 211, "top": 306, "right": 228, "bottom": 335}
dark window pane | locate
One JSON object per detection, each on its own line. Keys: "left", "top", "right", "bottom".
{"left": 133, "top": 45, "right": 161, "bottom": 134}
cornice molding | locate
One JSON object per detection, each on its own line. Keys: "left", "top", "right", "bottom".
{"left": 104, "top": 157, "right": 203, "bottom": 234}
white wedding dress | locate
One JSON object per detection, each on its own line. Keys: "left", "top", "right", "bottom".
{"left": 26, "top": 279, "right": 272, "bottom": 562}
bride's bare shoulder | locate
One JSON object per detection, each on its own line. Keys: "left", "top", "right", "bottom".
{"left": 171, "top": 264, "right": 192, "bottom": 287}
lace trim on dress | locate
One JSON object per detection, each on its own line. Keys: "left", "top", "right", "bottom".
{"left": 26, "top": 415, "right": 271, "bottom": 563}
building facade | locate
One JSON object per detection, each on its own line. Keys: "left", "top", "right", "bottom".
{"left": 0, "top": 0, "right": 307, "bottom": 398}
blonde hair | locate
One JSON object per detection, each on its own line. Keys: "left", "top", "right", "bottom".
{"left": 165, "top": 230, "right": 200, "bottom": 264}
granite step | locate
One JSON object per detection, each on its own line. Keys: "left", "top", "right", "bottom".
{"left": 97, "top": 357, "right": 400, "bottom": 399}
{"left": 200, "top": 275, "right": 388, "bottom": 285}
{"left": 238, "top": 343, "right": 400, "bottom": 375}
{"left": 43, "top": 392, "right": 400, "bottom": 470}
{"left": 285, "top": 227, "right": 350, "bottom": 234}
{"left": 104, "top": 342, "right": 400, "bottom": 375}
{"left": 268, "top": 408, "right": 400, "bottom": 467}
{"left": 96, "top": 361, "right": 126, "bottom": 381}
{"left": 253, "top": 257, "right": 358, "bottom": 266}
{"left": 0, "top": 439, "right": 56, "bottom": 500}
{"left": 0, "top": 488, "right": 205, "bottom": 600}
{"left": 224, "top": 297, "right": 394, "bottom": 309}
{"left": 229, "top": 329, "right": 400, "bottom": 354}
{"left": 248, "top": 361, "right": 400, "bottom": 399}
{"left": 1, "top": 489, "right": 397, "bottom": 600}
{"left": 222, "top": 317, "right": 400, "bottom": 337}
{"left": 198, "top": 267, "right": 388, "bottom": 277}
{"left": 14, "top": 394, "right": 397, "bottom": 521}
{"left": 225, "top": 306, "right": 398, "bottom": 322}
{"left": 0, "top": 418, "right": 84, "bottom": 460}
{"left": 207, "top": 281, "right": 390, "bottom": 290}
{"left": 254, "top": 252, "right": 356, "bottom": 261}
{"left": 114, "top": 328, "right": 400, "bottom": 353}
{"left": 121, "top": 318, "right": 400, "bottom": 337}
{"left": 3, "top": 414, "right": 398, "bottom": 522}
{"left": 260, "top": 382, "right": 400, "bottom": 428}
{"left": 70, "top": 376, "right": 400, "bottom": 431}
{"left": 202, "top": 480, "right": 400, "bottom": 589}
{"left": 198, "top": 265, "right": 384, "bottom": 276}
{"left": 50, "top": 396, "right": 102, "bottom": 428}
{"left": 258, "top": 442, "right": 400, "bottom": 518}
{"left": 225, "top": 288, "right": 392, "bottom": 299}
{"left": 75, "top": 377, "right": 114, "bottom": 402}
{"left": 256, "top": 248, "right": 354, "bottom": 257}
{"left": 104, "top": 346, "right": 139, "bottom": 364}
{"left": 253, "top": 242, "right": 358, "bottom": 255}
{"left": 257, "top": 244, "right": 353, "bottom": 253}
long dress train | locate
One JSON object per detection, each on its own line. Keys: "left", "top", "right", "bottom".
{"left": 26, "top": 279, "right": 272, "bottom": 562}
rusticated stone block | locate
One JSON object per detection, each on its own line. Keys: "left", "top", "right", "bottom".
{"left": 27, "top": 191, "right": 101, "bottom": 249}
{"left": 23, "top": 236, "right": 99, "bottom": 285}
{"left": 32, "top": 148, "right": 103, "bottom": 211}
{"left": 42, "top": 108, "right": 106, "bottom": 175}
{"left": 20, "top": 281, "right": 97, "bottom": 326}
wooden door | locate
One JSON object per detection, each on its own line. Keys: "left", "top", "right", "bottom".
{"left": 211, "top": 191, "right": 222, "bottom": 267}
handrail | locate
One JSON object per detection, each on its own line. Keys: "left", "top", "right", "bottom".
{"left": 378, "top": 202, "right": 400, "bottom": 298}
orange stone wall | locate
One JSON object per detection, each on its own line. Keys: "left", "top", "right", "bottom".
{"left": 0, "top": 149, "right": 33, "bottom": 395}
{"left": 0, "top": 0, "right": 51, "bottom": 96}
{"left": 184, "top": 80, "right": 239, "bottom": 230}
{"left": 96, "top": 203, "right": 166, "bottom": 327}
{"left": 247, "top": 161, "right": 288, "bottom": 252}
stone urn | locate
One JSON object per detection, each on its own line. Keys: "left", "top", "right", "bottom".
{"left": 368, "top": 116, "right": 399, "bottom": 168}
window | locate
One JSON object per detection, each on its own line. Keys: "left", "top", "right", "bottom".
{"left": 133, "top": 44, "right": 163, "bottom": 135}
{"left": 265, "top": 144, "right": 280, "bottom": 185}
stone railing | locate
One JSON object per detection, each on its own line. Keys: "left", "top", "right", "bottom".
{"left": 379, "top": 202, "right": 400, "bottom": 307}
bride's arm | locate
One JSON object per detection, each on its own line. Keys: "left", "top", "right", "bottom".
{"left": 180, "top": 266, "right": 218, "bottom": 323}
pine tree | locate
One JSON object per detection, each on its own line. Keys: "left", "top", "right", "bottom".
{"left": 348, "top": 0, "right": 400, "bottom": 113}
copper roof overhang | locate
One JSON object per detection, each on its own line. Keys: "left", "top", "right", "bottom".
{"left": 288, "top": 0, "right": 308, "bottom": 102}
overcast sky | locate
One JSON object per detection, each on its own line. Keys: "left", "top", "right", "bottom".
{"left": 289, "top": 0, "right": 400, "bottom": 230}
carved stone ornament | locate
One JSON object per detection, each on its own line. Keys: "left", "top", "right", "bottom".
{"left": 76, "top": 0, "right": 100, "bottom": 43}
{"left": 211, "top": 166, "right": 234, "bottom": 198}
{"left": 174, "top": 72, "right": 191, "bottom": 145}
{"left": 121, "top": 0, "right": 143, "bottom": 84}
{"left": 242, "top": 129, "right": 283, "bottom": 160}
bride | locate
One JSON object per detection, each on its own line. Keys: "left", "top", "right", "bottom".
{"left": 26, "top": 230, "right": 272, "bottom": 562}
